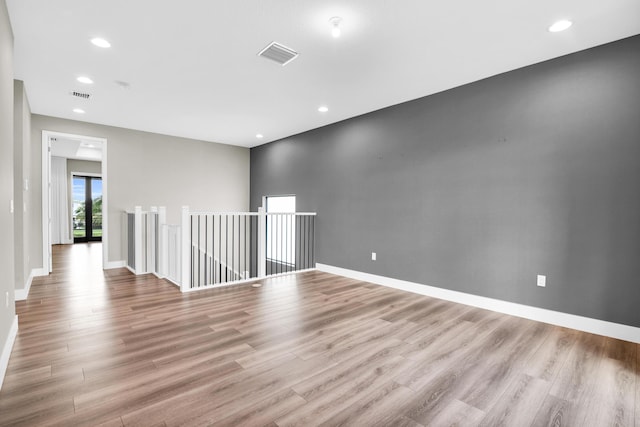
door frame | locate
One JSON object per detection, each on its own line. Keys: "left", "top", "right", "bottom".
{"left": 70, "top": 172, "right": 103, "bottom": 243}
{"left": 42, "top": 130, "right": 109, "bottom": 272}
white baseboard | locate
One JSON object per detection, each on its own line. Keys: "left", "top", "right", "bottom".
{"left": 105, "top": 260, "right": 126, "bottom": 270}
{"left": 14, "top": 268, "right": 48, "bottom": 301}
{"left": 316, "top": 263, "right": 640, "bottom": 344}
{"left": 0, "top": 316, "right": 18, "bottom": 390}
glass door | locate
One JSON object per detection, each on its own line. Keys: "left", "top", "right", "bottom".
{"left": 73, "top": 175, "right": 102, "bottom": 242}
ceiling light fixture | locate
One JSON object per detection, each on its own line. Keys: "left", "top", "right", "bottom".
{"left": 329, "top": 16, "right": 342, "bottom": 38}
{"left": 318, "top": 106, "right": 329, "bottom": 113}
{"left": 90, "top": 37, "right": 111, "bottom": 48}
{"left": 548, "top": 20, "right": 572, "bottom": 32}
{"left": 73, "top": 108, "right": 85, "bottom": 114}
{"left": 256, "top": 134, "right": 264, "bottom": 139}
{"left": 77, "top": 76, "right": 93, "bottom": 84}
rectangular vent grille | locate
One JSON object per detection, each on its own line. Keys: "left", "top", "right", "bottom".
{"left": 258, "top": 42, "right": 299, "bottom": 66}
{"left": 71, "top": 91, "right": 91, "bottom": 99}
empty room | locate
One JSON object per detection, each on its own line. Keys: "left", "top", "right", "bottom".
{"left": 1, "top": 1, "right": 639, "bottom": 426}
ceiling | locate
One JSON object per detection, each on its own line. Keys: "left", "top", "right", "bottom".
{"left": 50, "top": 137, "right": 103, "bottom": 161}
{"left": 7, "top": 1, "right": 640, "bottom": 148}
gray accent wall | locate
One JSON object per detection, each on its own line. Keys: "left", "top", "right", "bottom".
{"left": 30, "top": 115, "right": 250, "bottom": 266}
{"left": 0, "top": 0, "right": 16, "bottom": 357}
{"left": 251, "top": 35, "right": 640, "bottom": 328}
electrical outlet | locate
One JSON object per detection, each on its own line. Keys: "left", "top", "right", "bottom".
{"left": 371, "top": 252, "right": 376, "bottom": 261}
{"left": 537, "top": 275, "right": 546, "bottom": 287}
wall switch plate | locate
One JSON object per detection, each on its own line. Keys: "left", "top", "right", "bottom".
{"left": 371, "top": 252, "right": 376, "bottom": 261}
{"left": 537, "top": 275, "right": 546, "bottom": 287}
{"left": 5, "top": 291, "right": 8, "bottom": 308}
{"left": 10, "top": 199, "right": 14, "bottom": 213}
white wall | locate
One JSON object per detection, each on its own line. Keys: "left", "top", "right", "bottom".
{"left": 30, "top": 114, "right": 250, "bottom": 267}
{"left": 0, "top": 0, "right": 17, "bottom": 386}
{"left": 13, "top": 80, "right": 31, "bottom": 293}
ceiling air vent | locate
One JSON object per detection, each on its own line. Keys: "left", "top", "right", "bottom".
{"left": 70, "top": 91, "right": 91, "bottom": 100}
{"left": 258, "top": 42, "right": 299, "bottom": 66}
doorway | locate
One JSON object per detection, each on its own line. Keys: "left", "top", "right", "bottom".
{"left": 72, "top": 175, "right": 103, "bottom": 242}
{"left": 42, "top": 130, "right": 108, "bottom": 272}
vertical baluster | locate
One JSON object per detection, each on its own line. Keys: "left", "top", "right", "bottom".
{"left": 311, "top": 216, "right": 315, "bottom": 267}
{"left": 285, "top": 213, "right": 289, "bottom": 272}
{"left": 211, "top": 215, "right": 216, "bottom": 285}
{"left": 279, "top": 214, "right": 283, "bottom": 274}
{"left": 190, "top": 215, "right": 194, "bottom": 288}
{"left": 288, "top": 213, "right": 292, "bottom": 272}
{"left": 244, "top": 215, "right": 248, "bottom": 279}
{"left": 296, "top": 214, "right": 300, "bottom": 271}
{"left": 204, "top": 215, "right": 208, "bottom": 285}
{"left": 305, "top": 216, "right": 308, "bottom": 269}
{"left": 301, "top": 215, "right": 305, "bottom": 270}
{"left": 225, "top": 215, "right": 228, "bottom": 282}
{"left": 268, "top": 214, "right": 272, "bottom": 275}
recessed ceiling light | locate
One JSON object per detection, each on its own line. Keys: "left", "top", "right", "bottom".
{"left": 329, "top": 17, "right": 343, "bottom": 38}
{"left": 549, "top": 20, "right": 572, "bottom": 33}
{"left": 73, "top": 108, "right": 85, "bottom": 114}
{"left": 256, "top": 134, "right": 264, "bottom": 139}
{"left": 318, "top": 106, "right": 329, "bottom": 113}
{"left": 90, "top": 37, "right": 111, "bottom": 48}
{"left": 77, "top": 76, "right": 93, "bottom": 84}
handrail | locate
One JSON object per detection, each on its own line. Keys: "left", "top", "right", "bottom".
{"left": 126, "top": 205, "right": 316, "bottom": 292}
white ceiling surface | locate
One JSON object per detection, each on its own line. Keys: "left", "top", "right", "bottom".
{"left": 51, "top": 137, "right": 103, "bottom": 161}
{"left": 8, "top": 1, "right": 640, "bottom": 148}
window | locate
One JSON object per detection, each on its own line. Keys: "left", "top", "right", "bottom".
{"left": 265, "top": 195, "right": 295, "bottom": 266}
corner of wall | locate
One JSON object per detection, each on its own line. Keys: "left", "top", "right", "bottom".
{"left": 0, "top": 315, "right": 18, "bottom": 391}
{"left": 14, "top": 267, "right": 47, "bottom": 301}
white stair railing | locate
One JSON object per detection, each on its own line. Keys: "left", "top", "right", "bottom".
{"left": 126, "top": 206, "right": 316, "bottom": 292}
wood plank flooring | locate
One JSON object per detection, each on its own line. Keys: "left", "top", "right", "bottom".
{"left": 0, "top": 243, "right": 638, "bottom": 426}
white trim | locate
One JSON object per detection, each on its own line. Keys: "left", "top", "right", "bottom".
{"left": 101, "top": 141, "right": 109, "bottom": 270}
{"left": 105, "top": 260, "right": 126, "bottom": 270}
{"left": 14, "top": 268, "right": 47, "bottom": 301}
{"left": 0, "top": 316, "right": 18, "bottom": 390}
{"left": 41, "top": 132, "right": 50, "bottom": 272}
{"left": 316, "top": 264, "right": 640, "bottom": 344}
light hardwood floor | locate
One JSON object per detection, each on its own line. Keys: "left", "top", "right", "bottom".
{"left": 0, "top": 243, "right": 637, "bottom": 426}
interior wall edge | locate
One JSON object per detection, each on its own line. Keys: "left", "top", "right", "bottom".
{"left": 14, "top": 267, "right": 46, "bottom": 301}
{"left": 0, "top": 315, "right": 18, "bottom": 391}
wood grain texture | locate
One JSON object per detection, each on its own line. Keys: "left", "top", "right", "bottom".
{"left": 636, "top": 345, "right": 639, "bottom": 427}
{"left": 0, "top": 243, "right": 636, "bottom": 426}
